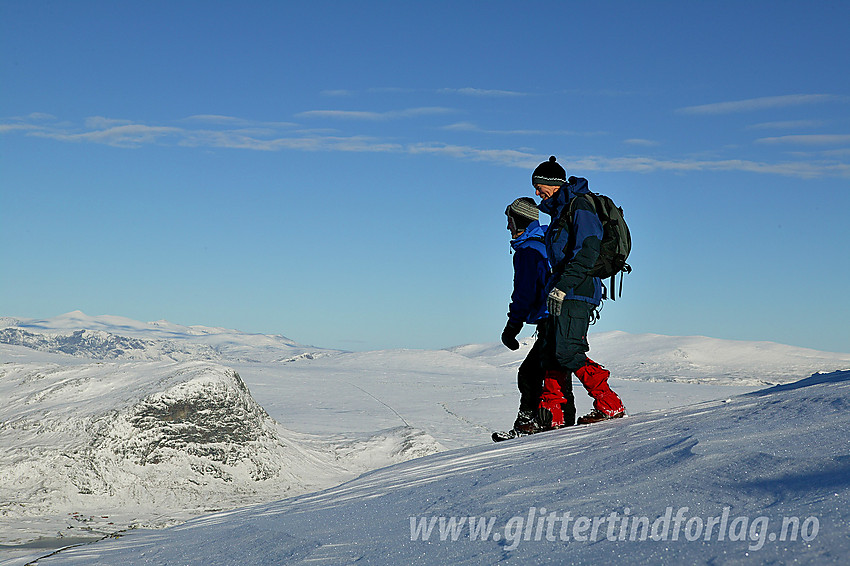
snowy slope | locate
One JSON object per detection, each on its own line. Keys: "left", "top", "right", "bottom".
{"left": 26, "top": 370, "right": 850, "bottom": 565}
{"left": 452, "top": 330, "right": 850, "bottom": 385}
{"left": 0, "top": 351, "right": 441, "bottom": 549}
{"left": 2, "top": 312, "right": 849, "bottom": 565}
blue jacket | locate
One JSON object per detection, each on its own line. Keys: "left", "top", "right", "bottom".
{"left": 508, "top": 220, "right": 549, "bottom": 325}
{"left": 538, "top": 177, "right": 603, "bottom": 305}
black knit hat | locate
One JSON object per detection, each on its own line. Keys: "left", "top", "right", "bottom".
{"left": 532, "top": 156, "right": 567, "bottom": 187}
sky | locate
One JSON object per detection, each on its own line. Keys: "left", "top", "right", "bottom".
{"left": 1, "top": 0, "right": 848, "bottom": 353}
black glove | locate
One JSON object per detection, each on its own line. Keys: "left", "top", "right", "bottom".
{"left": 501, "top": 321, "right": 523, "bottom": 351}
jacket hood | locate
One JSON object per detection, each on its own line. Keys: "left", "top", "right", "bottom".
{"left": 538, "top": 177, "right": 590, "bottom": 218}
{"left": 511, "top": 220, "right": 547, "bottom": 250}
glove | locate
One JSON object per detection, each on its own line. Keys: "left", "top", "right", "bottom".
{"left": 547, "top": 288, "right": 567, "bottom": 317}
{"left": 501, "top": 321, "right": 523, "bottom": 351}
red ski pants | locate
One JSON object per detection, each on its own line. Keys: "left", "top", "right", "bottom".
{"left": 538, "top": 369, "right": 575, "bottom": 427}
{"left": 575, "top": 358, "right": 625, "bottom": 416}
{"left": 541, "top": 299, "right": 625, "bottom": 417}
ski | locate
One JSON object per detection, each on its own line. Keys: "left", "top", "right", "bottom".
{"left": 492, "top": 429, "right": 521, "bottom": 442}
{"left": 492, "top": 421, "right": 608, "bottom": 442}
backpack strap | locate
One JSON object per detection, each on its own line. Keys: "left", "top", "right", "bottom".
{"left": 548, "top": 192, "right": 598, "bottom": 278}
{"left": 608, "top": 262, "right": 632, "bottom": 301}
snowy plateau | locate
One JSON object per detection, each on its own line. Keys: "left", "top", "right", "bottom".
{"left": 1, "top": 311, "right": 849, "bottom": 565}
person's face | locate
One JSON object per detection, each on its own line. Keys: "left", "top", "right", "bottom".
{"left": 507, "top": 215, "right": 522, "bottom": 239}
{"left": 534, "top": 184, "right": 560, "bottom": 200}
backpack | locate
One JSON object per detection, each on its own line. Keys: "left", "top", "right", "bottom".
{"left": 570, "top": 191, "right": 632, "bottom": 300}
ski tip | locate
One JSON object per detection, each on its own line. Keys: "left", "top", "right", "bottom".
{"left": 491, "top": 429, "right": 518, "bottom": 442}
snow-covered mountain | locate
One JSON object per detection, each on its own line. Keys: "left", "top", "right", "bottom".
{"left": 0, "top": 352, "right": 439, "bottom": 550}
{"left": 453, "top": 330, "right": 850, "bottom": 386}
{"left": 23, "top": 370, "right": 850, "bottom": 565}
{"left": 0, "top": 311, "right": 334, "bottom": 363}
{"left": 2, "top": 312, "right": 848, "bottom": 565}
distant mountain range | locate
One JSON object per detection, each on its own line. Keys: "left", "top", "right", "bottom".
{"left": 453, "top": 330, "right": 850, "bottom": 386}
{"left": 0, "top": 311, "right": 336, "bottom": 363}
{"left": 4, "top": 311, "right": 849, "bottom": 384}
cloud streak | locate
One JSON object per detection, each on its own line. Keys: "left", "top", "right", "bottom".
{"left": 441, "top": 122, "right": 604, "bottom": 136}
{"left": 567, "top": 155, "right": 849, "bottom": 178}
{"left": 678, "top": 94, "right": 845, "bottom": 115}
{"left": 31, "top": 124, "right": 184, "bottom": 147}
{"left": 319, "top": 87, "right": 530, "bottom": 98}
{"left": 756, "top": 134, "right": 850, "bottom": 146}
{"left": 2, "top": 114, "right": 847, "bottom": 178}
{"left": 295, "top": 107, "right": 455, "bottom": 120}
{"left": 438, "top": 87, "right": 528, "bottom": 97}
{"left": 624, "top": 138, "right": 660, "bottom": 147}
{"left": 746, "top": 120, "right": 827, "bottom": 130}
{"left": 181, "top": 115, "right": 297, "bottom": 129}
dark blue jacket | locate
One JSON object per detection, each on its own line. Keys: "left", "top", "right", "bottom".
{"left": 538, "top": 177, "right": 603, "bottom": 305}
{"left": 508, "top": 220, "right": 549, "bottom": 325}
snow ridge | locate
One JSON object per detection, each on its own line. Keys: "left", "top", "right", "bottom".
{"left": 0, "top": 312, "right": 336, "bottom": 363}
{"left": 0, "top": 358, "right": 442, "bottom": 547}
{"left": 0, "top": 327, "right": 220, "bottom": 361}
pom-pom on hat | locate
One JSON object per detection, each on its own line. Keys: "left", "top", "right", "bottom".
{"left": 532, "top": 156, "right": 567, "bottom": 187}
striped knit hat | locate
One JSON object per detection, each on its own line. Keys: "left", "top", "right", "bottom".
{"left": 505, "top": 197, "right": 539, "bottom": 229}
{"left": 531, "top": 156, "right": 567, "bottom": 187}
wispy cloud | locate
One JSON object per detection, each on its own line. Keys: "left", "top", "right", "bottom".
{"left": 31, "top": 124, "right": 184, "bottom": 148}
{"left": 0, "top": 123, "right": 42, "bottom": 134}
{"left": 22, "top": 112, "right": 58, "bottom": 121}
{"left": 747, "top": 120, "right": 827, "bottom": 130}
{"left": 84, "top": 116, "right": 134, "bottom": 129}
{"left": 0, "top": 112, "right": 59, "bottom": 133}
{"left": 438, "top": 87, "right": 528, "bottom": 97}
{"left": 319, "top": 87, "right": 527, "bottom": 98}
{"left": 182, "top": 115, "right": 297, "bottom": 128}
{"left": 295, "top": 107, "right": 454, "bottom": 120}
{"left": 401, "top": 143, "right": 849, "bottom": 178}
{"left": 441, "top": 122, "right": 480, "bottom": 132}
{"left": 678, "top": 94, "right": 845, "bottom": 115}
{"left": 755, "top": 134, "right": 850, "bottom": 146}
{"left": 404, "top": 145, "right": 849, "bottom": 178}
{"left": 2, "top": 114, "right": 847, "bottom": 178}
{"left": 189, "top": 133, "right": 404, "bottom": 153}
{"left": 441, "top": 122, "right": 603, "bottom": 136}
{"left": 823, "top": 148, "right": 850, "bottom": 158}
{"left": 407, "top": 143, "right": 538, "bottom": 168}
{"left": 624, "top": 138, "right": 660, "bottom": 147}
{"left": 567, "top": 155, "right": 849, "bottom": 178}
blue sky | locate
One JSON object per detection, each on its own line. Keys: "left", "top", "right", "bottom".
{"left": 2, "top": 1, "right": 849, "bottom": 353}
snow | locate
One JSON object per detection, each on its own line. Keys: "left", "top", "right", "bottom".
{"left": 452, "top": 330, "right": 850, "bottom": 386}
{"left": 2, "top": 311, "right": 849, "bottom": 565}
{"left": 0, "top": 311, "right": 324, "bottom": 363}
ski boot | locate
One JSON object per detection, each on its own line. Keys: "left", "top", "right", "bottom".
{"left": 576, "top": 408, "right": 626, "bottom": 425}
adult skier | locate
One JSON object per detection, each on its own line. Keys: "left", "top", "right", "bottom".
{"left": 501, "top": 197, "right": 575, "bottom": 433}
{"left": 532, "top": 156, "right": 626, "bottom": 425}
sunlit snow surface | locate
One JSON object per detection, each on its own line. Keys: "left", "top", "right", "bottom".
{"left": 1, "top": 312, "right": 848, "bottom": 565}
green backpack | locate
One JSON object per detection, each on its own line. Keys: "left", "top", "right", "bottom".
{"left": 571, "top": 191, "right": 632, "bottom": 300}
